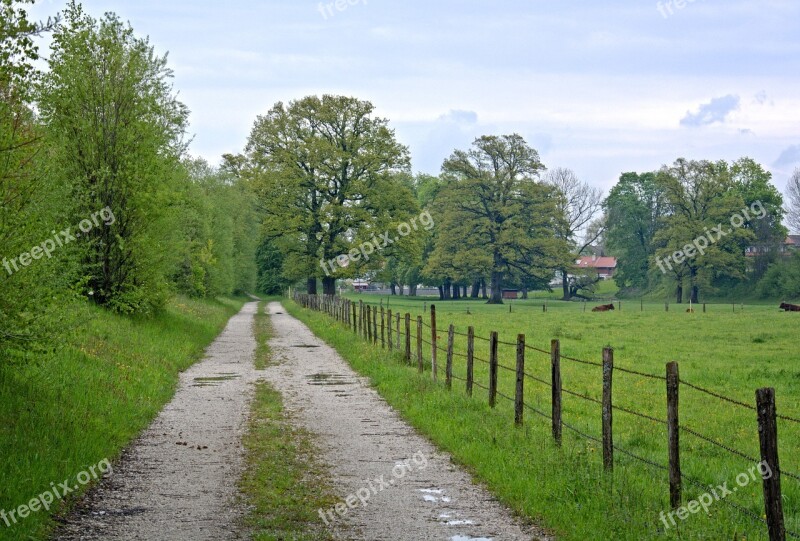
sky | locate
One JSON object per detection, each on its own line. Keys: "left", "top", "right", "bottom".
{"left": 29, "top": 0, "right": 800, "bottom": 195}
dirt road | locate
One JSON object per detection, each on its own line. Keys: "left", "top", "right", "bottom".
{"left": 263, "top": 302, "right": 550, "bottom": 541}
{"left": 54, "top": 302, "right": 260, "bottom": 540}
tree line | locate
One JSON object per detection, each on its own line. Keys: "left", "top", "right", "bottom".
{"left": 5, "top": 0, "right": 800, "bottom": 360}
{"left": 237, "top": 92, "right": 800, "bottom": 305}
{"left": 1, "top": 1, "right": 257, "bottom": 358}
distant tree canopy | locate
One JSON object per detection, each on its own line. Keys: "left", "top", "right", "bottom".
{"left": 425, "top": 135, "right": 569, "bottom": 304}
{"left": 243, "top": 95, "right": 417, "bottom": 296}
{"left": 605, "top": 158, "right": 785, "bottom": 303}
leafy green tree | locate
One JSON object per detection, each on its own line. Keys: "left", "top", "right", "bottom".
{"left": 427, "top": 134, "right": 568, "bottom": 304}
{"left": 38, "top": 2, "right": 189, "bottom": 314}
{"left": 729, "top": 157, "right": 786, "bottom": 281}
{"left": 0, "top": 0, "right": 65, "bottom": 351}
{"left": 604, "top": 172, "right": 667, "bottom": 291}
{"left": 653, "top": 159, "right": 751, "bottom": 303}
{"left": 245, "top": 95, "right": 412, "bottom": 296}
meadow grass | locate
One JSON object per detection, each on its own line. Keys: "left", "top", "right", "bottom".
{"left": 287, "top": 294, "right": 800, "bottom": 540}
{"left": 239, "top": 300, "right": 337, "bottom": 541}
{"left": 0, "top": 295, "right": 247, "bottom": 541}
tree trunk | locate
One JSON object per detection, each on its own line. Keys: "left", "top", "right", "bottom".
{"left": 675, "top": 283, "right": 683, "bottom": 304}
{"left": 481, "top": 278, "right": 488, "bottom": 299}
{"left": 438, "top": 285, "right": 444, "bottom": 300}
{"left": 443, "top": 279, "right": 452, "bottom": 300}
{"left": 689, "top": 267, "right": 699, "bottom": 304}
{"left": 398, "top": 284, "right": 404, "bottom": 296}
{"left": 322, "top": 276, "right": 336, "bottom": 296}
{"left": 521, "top": 288, "right": 528, "bottom": 299}
{"left": 462, "top": 284, "right": 468, "bottom": 297}
{"left": 471, "top": 280, "right": 481, "bottom": 298}
{"left": 307, "top": 277, "right": 317, "bottom": 295}
{"left": 390, "top": 283, "right": 397, "bottom": 295}
{"left": 409, "top": 283, "right": 418, "bottom": 296}
{"left": 561, "top": 269, "right": 571, "bottom": 301}
{"left": 452, "top": 284, "right": 460, "bottom": 300}
{"left": 488, "top": 271, "right": 504, "bottom": 304}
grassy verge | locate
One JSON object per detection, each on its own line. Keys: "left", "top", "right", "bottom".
{"left": 240, "top": 301, "right": 336, "bottom": 541}
{"left": 0, "top": 295, "right": 248, "bottom": 541}
{"left": 286, "top": 297, "right": 793, "bottom": 540}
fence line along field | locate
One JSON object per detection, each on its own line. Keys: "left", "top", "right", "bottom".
{"left": 292, "top": 292, "right": 800, "bottom": 541}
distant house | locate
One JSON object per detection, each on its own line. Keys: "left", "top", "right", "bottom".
{"left": 575, "top": 255, "right": 617, "bottom": 280}
{"left": 352, "top": 279, "right": 369, "bottom": 292}
{"left": 745, "top": 236, "right": 800, "bottom": 257}
{"left": 502, "top": 289, "right": 520, "bottom": 300}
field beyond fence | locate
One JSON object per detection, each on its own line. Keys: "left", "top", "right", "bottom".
{"left": 292, "top": 292, "right": 800, "bottom": 540}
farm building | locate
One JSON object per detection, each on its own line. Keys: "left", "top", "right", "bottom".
{"left": 575, "top": 255, "right": 617, "bottom": 279}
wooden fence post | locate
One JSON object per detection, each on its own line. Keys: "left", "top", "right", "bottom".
{"left": 515, "top": 334, "right": 525, "bottom": 426}
{"left": 445, "top": 324, "right": 454, "bottom": 388}
{"left": 352, "top": 301, "right": 357, "bottom": 333}
{"left": 359, "top": 301, "right": 363, "bottom": 336}
{"left": 551, "top": 339, "right": 562, "bottom": 446}
{"left": 367, "top": 305, "right": 372, "bottom": 342}
{"left": 381, "top": 307, "right": 385, "bottom": 349}
{"left": 396, "top": 313, "right": 401, "bottom": 351}
{"left": 757, "top": 388, "right": 785, "bottom": 541}
{"left": 602, "top": 347, "right": 614, "bottom": 471}
{"left": 387, "top": 309, "right": 393, "bottom": 351}
{"left": 665, "top": 302, "right": 669, "bottom": 312}
{"left": 466, "top": 326, "right": 475, "bottom": 397}
{"left": 489, "top": 331, "right": 498, "bottom": 408}
{"left": 372, "top": 306, "right": 378, "bottom": 345}
{"left": 641, "top": 298, "right": 643, "bottom": 312}
{"left": 416, "top": 316, "right": 423, "bottom": 373}
{"left": 666, "top": 361, "right": 681, "bottom": 509}
{"left": 404, "top": 313, "right": 411, "bottom": 363}
{"left": 431, "top": 305, "right": 438, "bottom": 381}
{"left": 703, "top": 303, "right": 706, "bottom": 313}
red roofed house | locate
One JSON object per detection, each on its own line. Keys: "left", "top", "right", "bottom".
{"left": 575, "top": 255, "right": 618, "bottom": 280}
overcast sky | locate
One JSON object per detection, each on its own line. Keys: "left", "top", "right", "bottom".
{"left": 30, "top": 0, "right": 800, "bottom": 194}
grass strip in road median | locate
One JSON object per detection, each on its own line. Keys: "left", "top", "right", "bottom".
{"left": 240, "top": 301, "right": 336, "bottom": 541}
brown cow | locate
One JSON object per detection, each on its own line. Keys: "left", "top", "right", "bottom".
{"left": 780, "top": 302, "right": 800, "bottom": 312}
{"left": 592, "top": 303, "right": 615, "bottom": 312}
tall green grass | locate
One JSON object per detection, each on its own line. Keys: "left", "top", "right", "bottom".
{"left": 288, "top": 295, "right": 800, "bottom": 540}
{"left": 0, "top": 295, "right": 246, "bottom": 541}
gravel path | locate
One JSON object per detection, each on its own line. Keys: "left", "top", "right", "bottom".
{"left": 264, "top": 302, "right": 551, "bottom": 541}
{"left": 54, "top": 301, "right": 260, "bottom": 541}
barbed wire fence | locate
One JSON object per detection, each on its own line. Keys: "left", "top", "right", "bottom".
{"left": 293, "top": 292, "right": 799, "bottom": 540}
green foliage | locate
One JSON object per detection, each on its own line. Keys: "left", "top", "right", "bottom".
{"left": 38, "top": 2, "right": 189, "bottom": 314}
{"left": 245, "top": 94, "right": 413, "bottom": 294}
{"left": 172, "top": 158, "right": 258, "bottom": 298}
{"left": 756, "top": 251, "right": 800, "bottom": 299}
{"left": 605, "top": 172, "right": 667, "bottom": 290}
{"left": 426, "top": 134, "right": 570, "bottom": 303}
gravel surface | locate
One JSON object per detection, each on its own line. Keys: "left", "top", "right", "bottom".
{"left": 264, "top": 302, "right": 552, "bottom": 541}
{"left": 53, "top": 302, "right": 260, "bottom": 541}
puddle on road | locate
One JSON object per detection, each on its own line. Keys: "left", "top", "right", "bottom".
{"left": 192, "top": 373, "right": 240, "bottom": 387}
{"left": 419, "top": 488, "right": 451, "bottom": 503}
{"left": 306, "top": 373, "right": 357, "bottom": 386}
